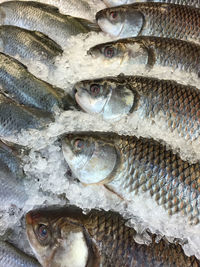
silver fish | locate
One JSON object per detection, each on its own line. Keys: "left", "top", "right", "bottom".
{"left": 62, "top": 132, "right": 200, "bottom": 225}
{"left": 0, "top": 1, "right": 100, "bottom": 47}
{"left": 0, "top": 25, "right": 62, "bottom": 64}
{"left": 103, "top": 0, "right": 200, "bottom": 8}
{"left": 0, "top": 241, "right": 41, "bottom": 267}
{"left": 88, "top": 36, "right": 200, "bottom": 80}
{"left": 0, "top": 53, "right": 65, "bottom": 112}
{"left": 0, "top": 93, "right": 53, "bottom": 137}
{"left": 96, "top": 3, "right": 200, "bottom": 45}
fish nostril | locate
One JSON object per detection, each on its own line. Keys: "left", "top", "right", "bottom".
{"left": 72, "top": 88, "right": 78, "bottom": 97}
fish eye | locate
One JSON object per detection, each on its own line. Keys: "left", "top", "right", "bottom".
{"left": 74, "top": 139, "right": 85, "bottom": 150}
{"left": 37, "top": 224, "right": 49, "bottom": 241}
{"left": 90, "top": 84, "right": 100, "bottom": 95}
{"left": 104, "top": 46, "right": 115, "bottom": 58}
{"left": 109, "top": 11, "right": 118, "bottom": 20}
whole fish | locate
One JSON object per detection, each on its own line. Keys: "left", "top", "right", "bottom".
{"left": 26, "top": 207, "right": 200, "bottom": 267}
{"left": 96, "top": 3, "right": 200, "bottom": 45}
{"left": 0, "top": 25, "right": 62, "bottom": 64}
{"left": 0, "top": 93, "right": 53, "bottom": 137}
{"left": 0, "top": 1, "right": 100, "bottom": 47}
{"left": 103, "top": 0, "right": 200, "bottom": 8}
{"left": 0, "top": 53, "right": 66, "bottom": 112}
{"left": 73, "top": 75, "right": 200, "bottom": 153}
{"left": 62, "top": 133, "right": 200, "bottom": 225}
{"left": 88, "top": 36, "right": 200, "bottom": 80}
{"left": 0, "top": 241, "right": 41, "bottom": 267}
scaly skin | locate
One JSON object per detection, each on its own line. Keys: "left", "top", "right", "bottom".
{"left": 103, "top": 0, "right": 200, "bottom": 9}
{"left": 0, "top": 25, "right": 62, "bottom": 64}
{"left": 26, "top": 208, "right": 200, "bottom": 267}
{"left": 0, "top": 241, "right": 41, "bottom": 267}
{"left": 0, "top": 52, "right": 64, "bottom": 112}
{"left": 105, "top": 134, "right": 200, "bottom": 224}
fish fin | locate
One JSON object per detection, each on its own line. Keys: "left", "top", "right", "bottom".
{"left": 33, "top": 31, "right": 63, "bottom": 53}
{"left": 146, "top": 47, "right": 156, "bottom": 69}
{"left": 26, "top": 1, "right": 59, "bottom": 12}
{"left": 103, "top": 185, "right": 125, "bottom": 201}
{"left": 0, "top": 52, "right": 28, "bottom": 70}
{"left": 74, "top": 17, "right": 101, "bottom": 32}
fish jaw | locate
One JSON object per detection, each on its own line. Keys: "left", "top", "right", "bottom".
{"left": 62, "top": 135, "right": 118, "bottom": 185}
{"left": 74, "top": 86, "right": 108, "bottom": 115}
{"left": 50, "top": 232, "right": 88, "bottom": 267}
{"left": 96, "top": 9, "right": 124, "bottom": 37}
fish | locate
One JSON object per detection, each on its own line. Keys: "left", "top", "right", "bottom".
{"left": 88, "top": 36, "right": 200, "bottom": 80}
{"left": 103, "top": 0, "right": 200, "bottom": 8}
{"left": 0, "top": 1, "right": 101, "bottom": 47}
{"left": 26, "top": 207, "right": 200, "bottom": 267}
{"left": 0, "top": 53, "right": 67, "bottom": 112}
{"left": 0, "top": 25, "right": 62, "bottom": 64}
{"left": 0, "top": 93, "right": 53, "bottom": 137}
{"left": 73, "top": 75, "right": 200, "bottom": 147}
{"left": 0, "top": 240, "right": 41, "bottom": 267}
{"left": 96, "top": 3, "right": 200, "bottom": 45}
{"left": 62, "top": 133, "right": 200, "bottom": 225}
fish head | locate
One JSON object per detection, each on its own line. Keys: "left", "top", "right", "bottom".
{"left": 88, "top": 41, "right": 126, "bottom": 62}
{"left": 74, "top": 77, "right": 135, "bottom": 121}
{"left": 96, "top": 6, "right": 144, "bottom": 38}
{"left": 88, "top": 39, "right": 147, "bottom": 65}
{"left": 103, "top": 0, "right": 128, "bottom": 7}
{"left": 26, "top": 208, "right": 89, "bottom": 267}
{"left": 62, "top": 133, "right": 119, "bottom": 185}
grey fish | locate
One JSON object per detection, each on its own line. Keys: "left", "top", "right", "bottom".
{"left": 0, "top": 241, "right": 41, "bottom": 267}
{"left": 0, "top": 140, "right": 23, "bottom": 178}
{"left": 96, "top": 3, "right": 200, "bottom": 45}
{"left": 0, "top": 141, "right": 27, "bottom": 209}
{"left": 62, "top": 133, "right": 200, "bottom": 224}
{"left": 0, "top": 93, "right": 53, "bottom": 137}
{"left": 26, "top": 207, "right": 200, "bottom": 266}
{"left": 0, "top": 53, "right": 66, "bottom": 112}
{"left": 0, "top": 1, "right": 101, "bottom": 47}
{"left": 0, "top": 25, "right": 62, "bottom": 64}
{"left": 103, "top": 0, "right": 200, "bottom": 8}
{"left": 73, "top": 75, "right": 200, "bottom": 149}
{"left": 88, "top": 36, "right": 200, "bottom": 79}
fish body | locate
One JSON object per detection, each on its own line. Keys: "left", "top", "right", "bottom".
{"left": 0, "top": 53, "right": 65, "bottom": 112}
{"left": 0, "top": 141, "right": 27, "bottom": 209}
{"left": 62, "top": 133, "right": 200, "bottom": 225}
{"left": 88, "top": 36, "right": 200, "bottom": 79}
{"left": 0, "top": 1, "right": 100, "bottom": 47}
{"left": 0, "top": 25, "right": 62, "bottom": 64}
{"left": 26, "top": 207, "right": 200, "bottom": 266}
{"left": 103, "top": 0, "right": 200, "bottom": 8}
{"left": 0, "top": 241, "right": 41, "bottom": 267}
{"left": 0, "top": 93, "right": 53, "bottom": 137}
{"left": 0, "top": 140, "right": 23, "bottom": 177}
{"left": 96, "top": 3, "right": 200, "bottom": 44}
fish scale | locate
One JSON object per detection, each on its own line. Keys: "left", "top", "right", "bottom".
{"left": 84, "top": 210, "right": 199, "bottom": 266}
{"left": 106, "top": 135, "right": 200, "bottom": 223}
